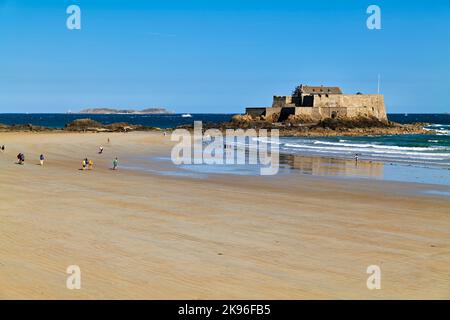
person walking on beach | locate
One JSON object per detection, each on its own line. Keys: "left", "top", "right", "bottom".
{"left": 88, "top": 159, "right": 94, "bottom": 170}
{"left": 112, "top": 157, "right": 118, "bottom": 170}
{"left": 39, "top": 154, "right": 45, "bottom": 166}
{"left": 355, "top": 153, "right": 359, "bottom": 164}
{"left": 1, "top": 145, "right": 4, "bottom": 152}
{"left": 17, "top": 153, "right": 25, "bottom": 165}
{"left": 99, "top": 146, "right": 104, "bottom": 154}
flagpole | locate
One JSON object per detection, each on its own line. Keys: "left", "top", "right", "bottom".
{"left": 377, "top": 74, "right": 381, "bottom": 94}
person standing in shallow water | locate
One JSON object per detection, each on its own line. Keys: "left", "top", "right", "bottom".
{"left": 39, "top": 154, "right": 45, "bottom": 166}
{"left": 112, "top": 157, "right": 119, "bottom": 170}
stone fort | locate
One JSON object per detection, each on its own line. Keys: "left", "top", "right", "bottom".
{"left": 246, "top": 84, "right": 387, "bottom": 122}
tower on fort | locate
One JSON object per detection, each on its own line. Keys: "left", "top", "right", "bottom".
{"left": 246, "top": 84, "right": 387, "bottom": 122}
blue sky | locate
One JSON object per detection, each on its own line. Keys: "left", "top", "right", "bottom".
{"left": 0, "top": 0, "right": 449, "bottom": 113}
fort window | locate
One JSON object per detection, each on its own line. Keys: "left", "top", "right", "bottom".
{"left": 331, "top": 111, "right": 338, "bottom": 119}
{"left": 302, "top": 96, "right": 314, "bottom": 106}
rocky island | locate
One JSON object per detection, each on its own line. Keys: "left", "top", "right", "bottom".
{"left": 78, "top": 107, "right": 172, "bottom": 114}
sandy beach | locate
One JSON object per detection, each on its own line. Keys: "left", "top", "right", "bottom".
{"left": 0, "top": 131, "right": 449, "bottom": 299}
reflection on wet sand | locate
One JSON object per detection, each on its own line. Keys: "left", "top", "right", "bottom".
{"left": 280, "top": 154, "right": 384, "bottom": 179}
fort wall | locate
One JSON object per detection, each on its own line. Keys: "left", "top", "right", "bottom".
{"left": 272, "top": 96, "right": 293, "bottom": 108}
{"left": 312, "top": 94, "right": 387, "bottom": 120}
{"left": 246, "top": 94, "right": 387, "bottom": 122}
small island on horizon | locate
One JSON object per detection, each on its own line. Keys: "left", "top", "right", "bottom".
{"left": 77, "top": 107, "right": 173, "bottom": 115}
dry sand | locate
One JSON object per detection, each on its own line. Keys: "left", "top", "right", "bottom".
{"left": 0, "top": 131, "right": 449, "bottom": 299}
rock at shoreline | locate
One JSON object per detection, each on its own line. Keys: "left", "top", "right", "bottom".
{"left": 314, "top": 116, "right": 392, "bottom": 130}
{"left": 65, "top": 119, "right": 159, "bottom": 132}
{"left": 64, "top": 119, "right": 103, "bottom": 131}
{"left": 0, "top": 123, "right": 55, "bottom": 132}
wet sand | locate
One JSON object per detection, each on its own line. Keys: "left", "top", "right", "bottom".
{"left": 0, "top": 131, "right": 449, "bottom": 299}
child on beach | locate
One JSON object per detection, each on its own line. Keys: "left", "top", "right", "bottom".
{"left": 39, "top": 154, "right": 45, "bottom": 166}
{"left": 88, "top": 160, "right": 94, "bottom": 170}
{"left": 81, "top": 159, "right": 86, "bottom": 170}
{"left": 112, "top": 157, "right": 118, "bottom": 170}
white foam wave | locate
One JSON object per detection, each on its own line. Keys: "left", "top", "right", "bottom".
{"left": 435, "top": 129, "right": 450, "bottom": 135}
{"left": 282, "top": 143, "right": 450, "bottom": 158}
{"left": 252, "top": 137, "right": 282, "bottom": 145}
{"left": 311, "top": 140, "right": 446, "bottom": 151}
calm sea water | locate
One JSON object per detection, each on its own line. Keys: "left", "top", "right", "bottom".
{"left": 0, "top": 113, "right": 232, "bottom": 129}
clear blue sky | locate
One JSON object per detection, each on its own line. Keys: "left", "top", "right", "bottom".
{"left": 1, "top": 0, "right": 449, "bottom": 113}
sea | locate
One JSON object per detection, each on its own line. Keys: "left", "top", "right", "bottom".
{"left": 1, "top": 113, "right": 449, "bottom": 188}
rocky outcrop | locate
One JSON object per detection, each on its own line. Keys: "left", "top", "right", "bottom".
{"left": 65, "top": 119, "right": 160, "bottom": 132}
{"left": 314, "top": 116, "right": 392, "bottom": 130}
{"left": 286, "top": 114, "right": 316, "bottom": 124}
{"left": 231, "top": 114, "right": 254, "bottom": 124}
{"left": 0, "top": 123, "right": 56, "bottom": 132}
{"left": 64, "top": 119, "right": 103, "bottom": 131}
{"left": 179, "top": 115, "right": 434, "bottom": 137}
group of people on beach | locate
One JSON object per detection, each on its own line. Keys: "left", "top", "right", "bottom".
{"left": 3, "top": 137, "right": 119, "bottom": 171}
{"left": 81, "top": 152, "right": 118, "bottom": 171}
{"left": 15, "top": 153, "right": 45, "bottom": 165}
{"left": 81, "top": 158, "right": 94, "bottom": 170}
